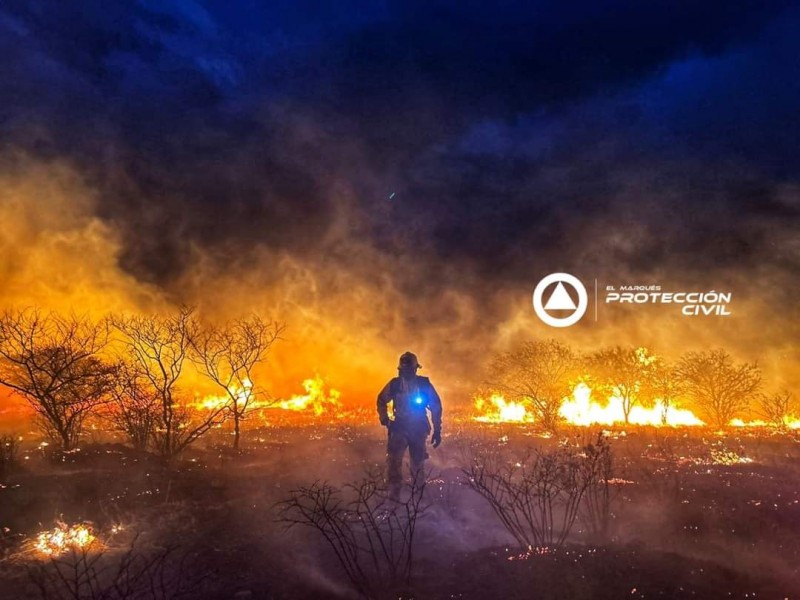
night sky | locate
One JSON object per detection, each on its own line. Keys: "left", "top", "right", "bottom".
{"left": 0, "top": 1, "right": 798, "bottom": 397}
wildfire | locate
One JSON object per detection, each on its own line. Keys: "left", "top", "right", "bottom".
{"left": 195, "top": 376, "right": 342, "bottom": 418}
{"left": 273, "top": 375, "right": 341, "bottom": 415}
{"left": 196, "top": 379, "right": 259, "bottom": 411}
{"left": 473, "top": 383, "right": 705, "bottom": 427}
{"left": 33, "top": 522, "right": 96, "bottom": 557}
{"left": 730, "top": 417, "right": 800, "bottom": 430}
{"left": 560, "top": 383, "right": 705, "bottom": 427}
{"left": 474, "top": 393, "right": 532, "bottom": 423}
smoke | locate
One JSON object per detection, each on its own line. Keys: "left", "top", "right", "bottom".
{"left": 0, "top": 156, "right": 165, "bottom": 315}
{"left": 0, "top": 1, "right": 798, "bottom": 404}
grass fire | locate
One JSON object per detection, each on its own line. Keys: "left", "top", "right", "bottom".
{"left": 0, "top": 310, "right": 797, "bottom": 599}
{"left": 1, "top": 2, "right": 799, "bottom": 599}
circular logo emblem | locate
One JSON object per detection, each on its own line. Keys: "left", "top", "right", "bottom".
{"left": 532, "top": 273, "right": 588, "bottom": 328}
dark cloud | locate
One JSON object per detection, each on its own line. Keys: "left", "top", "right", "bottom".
{"left": 0, "top": 0, "right": 798, "bottom": 376}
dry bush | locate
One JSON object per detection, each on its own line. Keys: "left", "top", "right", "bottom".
{"left": 757, "top": 391, "right": 796, "bottom": 429}
{"left": 106, "top": 362, "right": 161, "bottom": 452}
{"left": 464, "top": 433, "right": 614, "bottom": 549}
{"left": 111, "top": 307, "right": 227, "bottom": 459}
{"left": 0, "top": 310, "right": 114, "bottom": 450}
{"left": 190, "top": 316, "right": 283, "bottom": 450}
{"left": 678, "top": 349, "right": 761, "bottom": 429}
{"left": 587, "top": 346, "right": 657, "bottom": 425}
{"left": 579, "top": 433, "right": 614, "bottom": 542}
{"left": 276, "top": 470, "right": 428, "bottom": 599}
{"left": 24, "top": 535, "right": 205, "bottom": 600}
{"left": 485, "top": 340, "right": 579, "bottom": 433}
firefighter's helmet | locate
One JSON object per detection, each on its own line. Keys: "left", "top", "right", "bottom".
{"left": 398, "top": 351, "right": 422, "bottom": 370}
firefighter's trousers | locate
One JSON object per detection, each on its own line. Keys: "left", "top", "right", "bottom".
{"left": 386, "top": 424, "right": 428, "bottom": 493}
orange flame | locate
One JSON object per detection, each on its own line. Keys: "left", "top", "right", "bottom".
{"left": 472, "top": 383, "right": 705, "bottom": 427}
{"left": 474, "top": 393, "right": 532, "bottom": 423}
{"left": 273, "top": 375, "right": 341, "bottom": 415}
{"left": 33, "top": 522, "right": 96, "bottom": 557}
{"left": 560, "top": 383, "right": 704, "bottom": 427}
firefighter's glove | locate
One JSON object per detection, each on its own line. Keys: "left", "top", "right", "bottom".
{"left": 431, "top": 429, "right": 442, "bottom": 448}
{"left": 380, "top": 415, "right": 390, "bottom": 427}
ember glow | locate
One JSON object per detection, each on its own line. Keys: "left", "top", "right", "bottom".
{"left": 33, "top": 522, "right": 96, "bottom": 557}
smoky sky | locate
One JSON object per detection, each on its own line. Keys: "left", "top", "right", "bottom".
{"left": 0, "top": 0, "right": 798, "bottom": 319}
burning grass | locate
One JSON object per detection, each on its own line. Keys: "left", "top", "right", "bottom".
{"left": 471, "top": 382, "right": 800, "bottom": 431}
{"left": 31, "top": 522, "right": 98, "bottom": 558}
{"left": 1, "top": 411, "right": 799, "bottom": 598}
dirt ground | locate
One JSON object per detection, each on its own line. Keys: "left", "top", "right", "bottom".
{"left": 1, "top": 422, "right": 799, "bottom": 599}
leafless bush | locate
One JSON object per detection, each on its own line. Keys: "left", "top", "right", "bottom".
{"left": 24, "top": 536, "right": 205, "bottom": 600}
{"left": 678, "top": 349, "right": 761, "bottom": 429}
{"left": 0, "top": 434, "right": 19, "bottom": 480}
{"left": 485, "top": 340, "right": 579, "bottom": 433}
{"left": 111, "top": 307, "right": 227, "bottom": 459}
{"left": 0, "top": 309, "right": 115, "bottom": 450}
{"left": 106, "top": 362, "right": 160, "bottom": 452}
{"left": 190, "top": 316, "right": 283, "bottom": 450}
{"left": 588, "top": 346, "right": 657, "bottom": 425}
{"left": 579, "top": 433, "right": 614, "bottom": 542}
{"left": 757, "top": 390, "right": 796, "bottom": 429}
{"left": 276, "top": 471, "right": 428, "bottom": 599}
{"left": 465, "top": 435, "right": 613, "bottom": 549}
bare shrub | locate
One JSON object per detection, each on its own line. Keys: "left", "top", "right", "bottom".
{"left": 106, "top": 362, "right": 160, "bottom": 452}
{"left": 579, "top": 433, "right": 614, "bottom": 542}
{"left": 485, "top": 340, "right": 579, "bottom": 432}
{"left": 678, "top": 349, "right": 761, "bottom": 429}
{"left": 465, "top": 435, "right": 613, "bottom": 549}
{"left": 276, "top": 471, "right": 428, "bottom": 598}
{"left": 0, "top": 310, "right": 114, "bottom": 450}
{"left": 640, "top": 360, "right": 685, "bottom": 425}
{"left": 588, "top": 346, "right": 657, "bottom": 425}
{"left": 24, "top": 535, "right": 205, "bottom": 600}
{"left": 111, "top": 307, "right": 226, "bottom": 459}
{"left": 757, "top": 390, "right": 796, "bottom": 429}
{"left": 190, "top": 316, "right": 283, "bottom": 450}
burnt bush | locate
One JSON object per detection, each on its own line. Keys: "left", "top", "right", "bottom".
{"left": 276, "top": 470, "right": 428, "bottom": 599}
{"left": 465, "top": 433, "right": 614, "bottom": 549}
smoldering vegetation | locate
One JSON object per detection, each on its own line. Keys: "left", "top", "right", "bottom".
{"left": 1, "top": 423, "right": 799, "bottom": 599}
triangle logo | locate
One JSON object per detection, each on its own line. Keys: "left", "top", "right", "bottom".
{"left": 544, "top": 282, "right": 577, "bottom": 311}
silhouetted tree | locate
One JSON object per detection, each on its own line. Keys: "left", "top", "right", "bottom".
{"left": 486, "top": 340, "right": 578, "bottom": 432}
{"left": 0, "top": 310, "right": 114, "bottom": 450}
{"left": 191, "top": 316, "right": 283, "bottom": 450}
{"left": 112, "top": 307, "right": 226, "bottom": 458}
{"left": 640, "top": 358, "right": 685, "bottom": 425}
{"left": 678, "top": 349, "right": 761, "bottom": 429}
{"left": 588, "top": 346, "right": 656, "bottom": 424}
{"left": 106, "top": 360, "right": 161, "bottom": 451}
{"left": 757, "top": 390, "right": 795, "bottom": 429}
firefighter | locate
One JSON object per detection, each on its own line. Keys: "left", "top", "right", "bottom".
{"left": 376, "top": 352, "right": 442, "bottom": 497}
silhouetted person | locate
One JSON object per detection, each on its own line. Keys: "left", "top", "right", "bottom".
{"left": 377, "top": 352, "right": 442, "bottom": 498}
